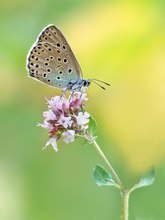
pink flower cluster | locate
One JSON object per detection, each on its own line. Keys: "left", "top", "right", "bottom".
{"left": 38, "top": 92, "right": 90, "bottom": 151}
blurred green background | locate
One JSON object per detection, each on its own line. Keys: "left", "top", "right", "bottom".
{"left": 1, "top": 0, "right": 165, "bottom": 219}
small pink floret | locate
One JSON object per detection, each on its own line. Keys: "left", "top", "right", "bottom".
{"left": 62, "top": 130, "right": 75, "bottom": 144}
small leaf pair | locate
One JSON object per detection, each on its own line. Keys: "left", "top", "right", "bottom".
{"left": 93, "top": 165, "right": 155, "bottom": 192}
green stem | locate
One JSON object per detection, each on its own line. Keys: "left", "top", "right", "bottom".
{"left": 91, "top": 139, "right": 129, "bottom": 220}
{"left": 121, "top": 190, "right": 129, "bottom": 220}
{"left": 92, "top": 139, "right": 123, "bottom": 188}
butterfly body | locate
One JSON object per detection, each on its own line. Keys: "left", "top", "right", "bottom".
{"left": 66, "top": 78, "right": 91, "bottom": 91}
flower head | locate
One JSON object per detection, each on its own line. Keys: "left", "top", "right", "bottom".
{"left": 38, "top": 92, "right": 90, "bottom": 151}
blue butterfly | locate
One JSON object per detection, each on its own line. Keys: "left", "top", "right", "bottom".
{"left": 26, "top": 24, "right": 110, "bottom": 92}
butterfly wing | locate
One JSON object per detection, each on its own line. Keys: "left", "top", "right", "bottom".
{"left": 26, "top": 24, "right": 82, "bottom": 89}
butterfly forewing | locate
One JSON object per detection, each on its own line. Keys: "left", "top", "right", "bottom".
{"left": 27, "top": 24, "right": 82, "bottom": 89}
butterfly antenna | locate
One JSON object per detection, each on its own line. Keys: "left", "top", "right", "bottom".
{"left": 89, "top": 78, "right": 111, "bottom": 86}
{"left": 90, "top": 80, "right": 106, "bottom": 90}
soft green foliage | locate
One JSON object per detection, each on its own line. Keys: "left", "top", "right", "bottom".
{"left": 130, "top": 169, "right": 155, "bottom": 193}
{"left": 88, "top": 115, "right": 98, "bottom": 137}
{"left": 93, "top": 165, "right": 116, "bottom": 187}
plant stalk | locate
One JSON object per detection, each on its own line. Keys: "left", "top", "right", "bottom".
{"left": 92, "top": 139, "right": 123, "bottom": 188}
{"left": 121, "top": 189, "right": 130, "bottom": 220}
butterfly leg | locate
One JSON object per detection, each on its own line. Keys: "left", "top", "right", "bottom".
{"left": 60, "top": 88, "right": 68, "bottom": 99}
{"left": 69, "top": 90, "right": 75, "bottom": 102}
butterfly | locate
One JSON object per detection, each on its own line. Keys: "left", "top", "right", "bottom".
{"left": 26, "top": 24, "right": 110, "bottom": 93}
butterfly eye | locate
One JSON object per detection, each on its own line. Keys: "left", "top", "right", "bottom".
{"left": 83, "top": 81, "right": 87, "bottom": 86}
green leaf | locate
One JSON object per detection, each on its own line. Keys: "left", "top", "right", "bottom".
{"left": 88, "top": 116, "right": 98, "bottom": 136}
{"left": 93, "top": 165, "right": 117, "bottom": 187}
{"left": 130, "top": 169, "right": 155, "bottom": 192}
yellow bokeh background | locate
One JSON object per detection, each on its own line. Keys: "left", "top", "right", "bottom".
{"left": 1, "top": 0, "right": 165, "bottom": 219}
{"left": 67, "top": 2, "right": 165, "bottom": 172}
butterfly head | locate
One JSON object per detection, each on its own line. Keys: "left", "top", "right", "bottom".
{"left": 67, "top": 78, "right": 110, "bottom": 92}
{"left": 82, "top": 79, "right": 91, "bottom": 88}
